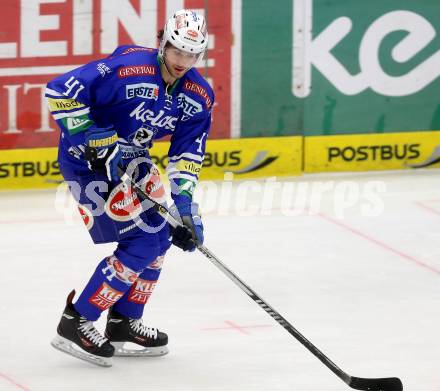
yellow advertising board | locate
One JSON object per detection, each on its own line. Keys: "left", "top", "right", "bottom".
{"left": 150, "top": 136, "right": 302, "bottom": 180}
{"left": 0, "top": 136, "right": 302, "bottom": 190}
{"left": 0, "top": 148, "right": 61, "bottom": 190}
{"left": 304, "top": 131, "right": 440, "bottom": 172}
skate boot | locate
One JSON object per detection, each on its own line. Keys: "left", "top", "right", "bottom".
{"left": 51, "top": 290, "right": 114, "bottom": 367}
{"left": 105, "top": 307, "right": 169, "bottom": 357}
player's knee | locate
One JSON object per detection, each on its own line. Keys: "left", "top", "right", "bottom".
{"left": 101, "top": 255, "right": 141, "bottom": 285}
{"left": 114, "top": 242, "right": 160, "bottom": 272}
{"left": 142, "top": 255, "right": 165, "bottom": 280}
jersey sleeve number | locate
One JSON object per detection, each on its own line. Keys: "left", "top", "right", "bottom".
{"left": 63, "top": 76, "right": 85, "bottom": 100}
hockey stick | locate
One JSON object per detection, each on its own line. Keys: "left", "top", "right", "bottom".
{"left": 119, "top": 167, "right": 403, "bottom": 391}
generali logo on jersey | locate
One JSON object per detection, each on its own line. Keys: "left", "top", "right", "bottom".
{"left": 122, "top": 47, "right": 154, "bottom": 55}
{"left": 118, "top": 65, "right": 156, "bottom": 78}
{"left": 183, "top": 81, "right": 212, "bottom": 109}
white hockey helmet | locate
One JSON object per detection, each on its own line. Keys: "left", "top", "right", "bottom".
{"left": 159, "top": 9, "right": 208, "bottom": 58}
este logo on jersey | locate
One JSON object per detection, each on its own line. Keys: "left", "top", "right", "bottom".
{"left": 177, "top": 93, "right": 203, "bottom": 120}
{"left": 126, "top": 83, "right": 159, "bottom": 101}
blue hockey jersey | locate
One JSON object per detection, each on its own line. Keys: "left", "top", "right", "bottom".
{"left": 46, "top": 45, "right": 214, "bottom": 200}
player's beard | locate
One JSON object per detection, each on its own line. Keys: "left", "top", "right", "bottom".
{"left": 163, "top": 57, "right": 190, "bottom": 80}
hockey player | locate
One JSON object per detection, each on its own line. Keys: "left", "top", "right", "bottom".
{"left": 47, "top": 10, "right": 214, "bottom": 367}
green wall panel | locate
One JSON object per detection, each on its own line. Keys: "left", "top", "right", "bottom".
{"left": 241, "top": 0, "right": 440, "bottom": 137}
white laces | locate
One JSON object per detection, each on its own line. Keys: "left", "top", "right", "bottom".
{"left": 129, "top": 319, "right": 158, "bottom": 339}
{"left": 79, "top": 319, "right": 107, "bottom": 347}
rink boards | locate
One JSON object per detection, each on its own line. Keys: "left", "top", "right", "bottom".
{"left": 304, "top": 130, "right": 440, "bottom": 172}
{"left": 1, "top": 131, "right": 439, "bottom": 190}
{"left": 0, "top": 136, "right": 302, "bottom": 190}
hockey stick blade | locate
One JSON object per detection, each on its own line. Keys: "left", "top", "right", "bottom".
{"left": 117, "top": 167, "right": 403, "bottom": 391}
{"left": 349, "top": 376, "right": 403, "bottom": 391}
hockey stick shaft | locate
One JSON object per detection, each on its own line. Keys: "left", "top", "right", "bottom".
{"left": 197, "top": 243, "right": 351, "bottom": 381}
{"left": 119, "top": 169, "right": 349, "bottom": 378}
{"left": 120, "top": 168, "right": 402, "bottom": 391}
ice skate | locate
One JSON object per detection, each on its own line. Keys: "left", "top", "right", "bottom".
{"left": 105, "top": 308, "right": 169, "bottom": 357}
{"left": 51, "top": 290, "right": 115, "bottom": 367}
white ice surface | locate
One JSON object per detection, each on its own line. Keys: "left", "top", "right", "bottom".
{"left": 0, "top": 169, "right": 440, "bottom": 391}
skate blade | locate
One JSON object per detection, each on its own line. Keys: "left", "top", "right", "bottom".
{"left": 111, "top": 342, "right": 169, "bottom": 357}
{"left": 51, "top": 335, "right": 113, "bottom": 367}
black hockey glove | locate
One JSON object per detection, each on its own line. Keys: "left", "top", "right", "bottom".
{"left": 170, "top": 200, "right": 204, "bottom": 252}
{"left": 84, "top": 127, "right": 121, "bottom": 182}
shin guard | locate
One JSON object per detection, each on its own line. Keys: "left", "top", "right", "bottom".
{"left": 112, "top": 256, "right": 164, "bottom": 319}
{"left": 74, "top": 256, "right": 140, "bottom": 321}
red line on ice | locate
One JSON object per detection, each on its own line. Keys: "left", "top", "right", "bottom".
{"left": 415, "top": 201, "right": 440, "bottom": 217}
{"left": 202, "top": 321, "right": 272, "bottom": 335}
{"left": 315, "top": 212, "right": 440, "bottom": 276}
{"left": 0, "top": 218, "right": 65, "bottom": 225}
{"left": 0, "top": 372, "right": 31, "bottom": 391}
